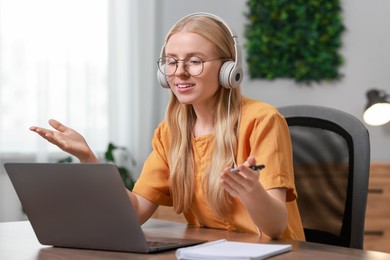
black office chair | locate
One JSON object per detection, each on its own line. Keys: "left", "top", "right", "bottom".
{"left": 278, "top": 105, "right": 370, "bottom": 249}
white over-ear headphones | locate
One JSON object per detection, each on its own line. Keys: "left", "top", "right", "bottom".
{"left": 157, "top": 12, "right": 244, "bottom": 89}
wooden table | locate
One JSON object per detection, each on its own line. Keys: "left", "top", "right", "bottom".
{"left": 1, "top": 219, "right": 389, "bottom": 260}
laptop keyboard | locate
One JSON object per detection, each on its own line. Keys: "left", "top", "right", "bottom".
{"left": 147, "top": 240, "right": 177, "bottom": 248}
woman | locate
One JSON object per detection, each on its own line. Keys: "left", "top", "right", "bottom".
{"left": 30, "top": 13, "right": 305, "bottom": 241}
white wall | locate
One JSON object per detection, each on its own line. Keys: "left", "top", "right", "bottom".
{"left": 144, "top": 0, "right": 390, "bottom": 162}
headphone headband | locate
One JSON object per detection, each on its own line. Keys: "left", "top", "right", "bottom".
{"left": 157, "top": 12, "right": 243, "bottom": 89}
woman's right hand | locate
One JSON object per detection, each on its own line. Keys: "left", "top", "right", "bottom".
{"left": 29, "top": 119, "right": 98, "bottom": 163}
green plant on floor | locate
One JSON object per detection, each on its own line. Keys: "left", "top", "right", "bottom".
{"left": 58, "top": 142, "right": 136, "bottom": 191}
{"left": 104, "top": 143, "right": 136, "bottom": 191}
{"left": 245, "top": 0, "right": 345, "bottom": 84}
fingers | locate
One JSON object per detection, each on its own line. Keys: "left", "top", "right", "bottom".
{"left": 48, "top": 119, "right": 68, "bottom": 132}
{"left": 30, "top": 125, "right": 68, "bottom": 150}
{"left": 29, "top": 120, "right": 94, "bottom": 162}
{"left": 220, "top": 181, "right": 240, "bottom": 197}
{"left": 220, "top": 167, "right": 247, "bottom": 196}
{"left": 220, "top": 168, "right": 242, "bottom": 197}
{"left": 45, "top": 131, "right": 63, "bottom": 146}
{"left": 29, "top": 126, "right": 52, "bottom": 140}
{"left": 29, "top": 119, "right": 67, "bottom": 137}
{"left": 29, "top": 120, "right": 65, "bottom": 145}
{"left": 246, "top": 156, "right": 256, "bottom": 167}
{"left": 236, "top": 156, "right": 259, "bottom": 178}
{"left": 220, "top": 157, "right": 261, "bottom": 197}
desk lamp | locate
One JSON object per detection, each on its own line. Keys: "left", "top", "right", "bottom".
{"left": 363, "top": 89, "right": 390, "bottom": 126}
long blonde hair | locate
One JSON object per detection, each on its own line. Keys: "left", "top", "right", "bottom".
{"left": 164, "top": 15, "right": 242, "bottom": 218}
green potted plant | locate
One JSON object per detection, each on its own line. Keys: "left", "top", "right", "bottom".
{"left": 104, "top": 143, "right": 136, "bottom": 190}
{"left": 58, "top": 142, "right": 136, "bottom": 190}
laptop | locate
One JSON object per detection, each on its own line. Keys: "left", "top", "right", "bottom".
{"left": 4, "top": 163, "right": 206, "bottom": 253}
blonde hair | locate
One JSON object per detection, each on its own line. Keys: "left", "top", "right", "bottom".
{"left": 164, "top": 15, "right": 242, "bottom": 218}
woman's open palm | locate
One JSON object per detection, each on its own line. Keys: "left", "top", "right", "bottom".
{"left": 29, "top": 119, "right": 98, "bottom": 162}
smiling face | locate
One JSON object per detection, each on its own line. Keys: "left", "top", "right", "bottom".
{"left": 164, "top": 31, "right": 223, "bottom": 109}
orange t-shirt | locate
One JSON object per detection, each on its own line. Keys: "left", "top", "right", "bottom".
{"left": 133, "top": 97, "right": 305, "bottom": 241}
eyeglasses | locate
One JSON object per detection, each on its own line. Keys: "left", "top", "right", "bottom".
{"left": 157, "top": 56, "right": 225, "bottom": 76}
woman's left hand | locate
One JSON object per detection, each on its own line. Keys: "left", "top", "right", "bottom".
{"left": 220, "top": 156, "right": 288, "bottom": 238}
{"left": 220, "top": 156, "right": 261, "bottom": 198}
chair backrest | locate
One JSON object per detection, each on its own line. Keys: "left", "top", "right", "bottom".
{"left": 278, "top": 105, "right": 370, "bottom": 249}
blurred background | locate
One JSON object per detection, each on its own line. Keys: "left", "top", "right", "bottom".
{"left": 0, "top": 0, "right": 389, "bottom": 223}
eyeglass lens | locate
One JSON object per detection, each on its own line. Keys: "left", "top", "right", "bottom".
{"left": 158, "top": 56, "right": 204, "bottom": 76}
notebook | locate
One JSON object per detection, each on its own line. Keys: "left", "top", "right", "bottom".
{"left": 4, "top": 163, "right": 206, "bottom": 253}
{"left": 176, "top": 239, "right": 292, "bottom": 260}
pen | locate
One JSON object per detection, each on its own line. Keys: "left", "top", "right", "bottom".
{"left": 230, "top": 164, "right": 265, "bottom": 174}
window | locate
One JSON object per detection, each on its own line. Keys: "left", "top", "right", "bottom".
{"left": 0, "top": 0, "right": 108, "bottom": 158}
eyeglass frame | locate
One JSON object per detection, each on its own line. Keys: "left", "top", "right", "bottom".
{"left": 157, "top": 56, "right": 228, "bottom": 76}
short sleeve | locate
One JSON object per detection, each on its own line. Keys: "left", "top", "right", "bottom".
{"left": 132, "top": 122, "right": 173, "bottom": 206}
{"left": 237, "top": 98, "right": 296, "bottom": 202}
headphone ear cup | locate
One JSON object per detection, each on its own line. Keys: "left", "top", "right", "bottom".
{"left": 219, "top": 61, "right": 235, "bottom": 89}
{"left": 230, "top": 65, "right": 243, "bottom": 89}
{"left": 157, "top": 65, "right": 170, "bottom": 88}
{"left": 219, "top": 60, "right": 243, "bottom": 89}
